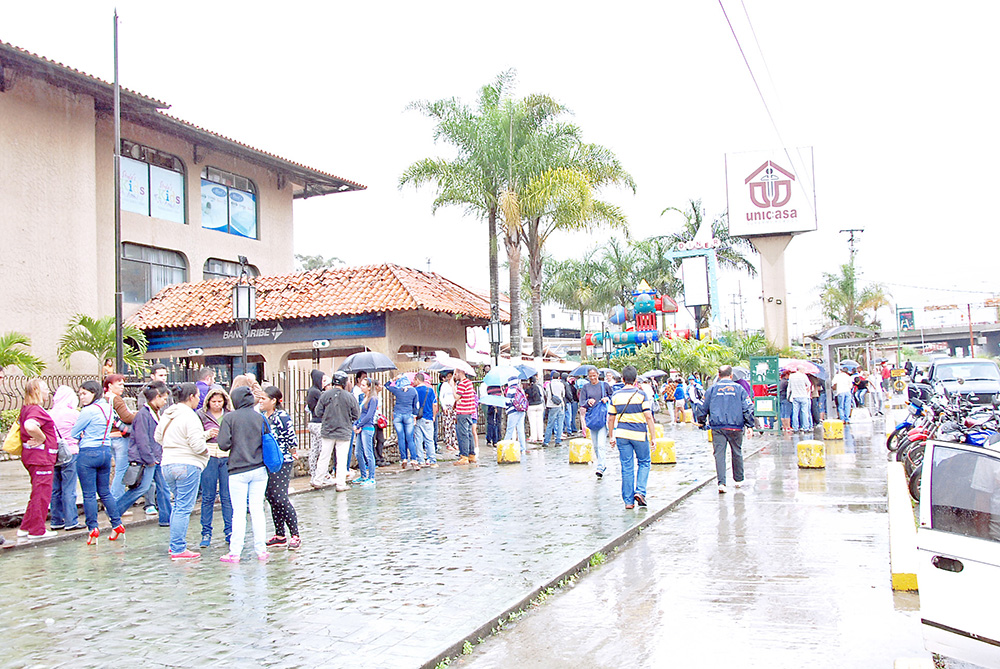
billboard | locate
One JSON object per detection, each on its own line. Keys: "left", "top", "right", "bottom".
{"left": 898, "top": 309, "right": 915, "bottom": 331}
{"left": 681, "top": 256, "right": 709, "bottom": 307}
{"left": 726, "top": 147, "right": 816, "bottom": 237}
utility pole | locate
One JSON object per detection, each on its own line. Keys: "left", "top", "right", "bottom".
{"left": 113, "top": 10, "right": 124, "bottom": 376}
{"left": 839, "top": 228, "right": 864, "bottom": 262}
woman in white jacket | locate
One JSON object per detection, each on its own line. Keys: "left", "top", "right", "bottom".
{"left": 155, "top": 383, "right": 210, "bottom": 561}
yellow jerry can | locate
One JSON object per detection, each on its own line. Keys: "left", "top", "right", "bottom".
{"left": 797, "top": 440, "right": 826, "bottom": 469}
{"left": 496, "top": 440, "right": 521, "bottom": 464}
{"left": 654, "top": 424, "right": 665, "bottom": 439}
{"left": 683, "top": 409, "right": 694, "bottom": 423}
{"left": 569, "top": 438, "right": 593, "bottom": 464}
{"left": 706, "top": 428, "right": 713, "bottom": 442}
{"left": 822, "top": 419, "right": 844, "bottom": 440}
{"left": 651, "top": 438, "right": 676, "bottom": 464}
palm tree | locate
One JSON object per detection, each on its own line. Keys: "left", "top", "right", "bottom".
{"left": 597, "top": 236, "right": 640, "bottom": 310}
{"left": 659, "top": 199, "right": 757, "bottom": 276}
{"left": 819, "top": 263, "right": 890, "bottom": 329}
{"left": 57, "top": 315, "right": 149, "bottom": 375}
{"left": 543, "top": 249, "right": 615, "bottom": 357}
{"left": 0, "top": 332, "right": 46, "bottom": 376}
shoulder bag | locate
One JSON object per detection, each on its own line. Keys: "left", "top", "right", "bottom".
{"left": 3, "top": 422, "right": 22, "bottom": 456}
{"left": 53, "top": 424, "right": 73, "bottom": 466}
{"left": 261, "top": 416, "right": 283, "bottom": 473}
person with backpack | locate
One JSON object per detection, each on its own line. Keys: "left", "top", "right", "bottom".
{"left": 504, "top": 381, "right": 529, "bottom": 454}
{"left": 578, "top": 368, "right": 613, "bottom": 478}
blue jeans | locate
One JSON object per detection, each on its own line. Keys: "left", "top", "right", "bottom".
{"left": 504, "top": 411, "right": 527, "bottom": 453}
{"left": 50, "top": 455, "right": 79, "bottom": 527}
{"left": 359, "top": 428, "right": 376, "bottom": 478}
{"left": 456, "top": 414, "right": 474, "bottom": 457}
{"left": 791, "top": 397, "right": 812, "bottom": 431}
{"left": 109, "top": 436, "right": 130, "bottom": 499}
{"left": 486, "top": 406, "right": 502, "bottom": 445}
{"left": 162, "top": 463, "right": 202, "bottom": 554}
{"left": 837, "top": 393, "right": 851, "bottom": 422}
{"left": 152, "top": 464, "right": 171, "bottom": 524}
{"left": 199, "top": 457, "right": 232, "bottom": 541}
{"left": 589, "top": 425, "right": 609, "bottom": 472}
{"left": 414, "top": 417, "right": 435, "bottom": 463}
{"left": 394, "top": 414, "right": 417, "bottom": 461}
{"left": 76, "top": 447, "right": 121, "bottom": 530}
{"left": 564, "top": 401, "right": 577, "bottom": 434}
{"left": 617, "top": 436, "right": 651, "bottom": 505}
{"left": 114, "top": 465, "right": 156, "bottom": 516}
{"left": 543, "top": 406, "right": 564, "bottom": 446}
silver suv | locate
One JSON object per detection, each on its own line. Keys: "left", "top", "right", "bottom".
{"left": 927, "top": 359, "right": 1000, "bottom": 405}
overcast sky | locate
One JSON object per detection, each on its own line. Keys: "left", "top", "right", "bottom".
{"left": 6, "top": 1, "right": 999, "bottom": 336}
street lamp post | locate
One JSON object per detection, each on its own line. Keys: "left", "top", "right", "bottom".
{"left": 232, "top": 256, "right": 256, "bottom": 376}
{"left": 489, "top": 305, "right": 501, "bottom": 367}
{"left": 602, "top": 324, "right": 612, "bottom": 366}
{"left": 653, "top": 338, "right": 662, "bottom": 370}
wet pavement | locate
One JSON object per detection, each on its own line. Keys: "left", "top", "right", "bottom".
{"left": 0, "top": 422, "right": 747, "bottom": 668}
{"left": 459, "top": 422, "right": 944, "bottom": 668}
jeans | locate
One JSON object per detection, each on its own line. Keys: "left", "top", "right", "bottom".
{"left": 50, "top": 455, "right": 79, "bottom": 528}
{"left": 456, "top": 414, "right": 474, "bottom": 457}
{"left": 358, "top": 428, "right": 376, "bottom": 479}
{"left": 394, "top": 414, "right": 416, "bottom": 462}
{"left": 200, "top": 456, "right": 232, "bottom": 541}
{"left": 109, "top": 436, "right": 130, "bottom": 499}
{"left": 712, "top": 428, "right": 745, "bottom": 486}
{"left": 77, "top": 447, "right": 121, "bottom": 530}
{"left": 564, "top": 401, "right": 577, "bottom": 434}
{"left": 791, "top": 397, "right": 812, "bottom": 431}
{"left": 414, "top": 418, "right": 435, "bottom": 464}
{"left": 617, "top": 436, "right": 651, "bottom": 505}
{"left": 486, "top": 406, "right": 502, "bottom": 445}
{"left": 503, "top": 411, "right": 527, "bottom": 453}
{"left": 588, "top": 425, "right": 609, "bottom": 472}
{"left": 228, "top": 466, "right": 268, "bottom": 557}
{"left": 152, "top": 464, "right": 172, "bottom": 524}
{"left": 836, "top": 393, "right": 851, "bottom": 422}
{"left": 20, "top": 462, "right": 54, "bottom": 536}
{"left": 543, "top": 406, "right": 564, "bottom": 446}
{"left": 114, "top": 465, "right": 156, "bottom": 517}
{"left": 162, "top": 463, "right": 202, "bottom": 554}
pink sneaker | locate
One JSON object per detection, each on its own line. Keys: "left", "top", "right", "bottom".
{"left": 169, "top": 550, "right": 201, "bottom": 561}
{"left": 219, "top": 554, "right": 240, "bottom": 563}
{"left": 257, "top": 551, "right": 271, "bottom": 562}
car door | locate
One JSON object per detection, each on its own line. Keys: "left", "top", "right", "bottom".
{"left": 917, "top": 440, "right": 1000, "bottom": 667}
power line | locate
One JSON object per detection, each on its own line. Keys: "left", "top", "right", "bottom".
{"left": 881, "top": 281, "right": 997, "bottom": 295}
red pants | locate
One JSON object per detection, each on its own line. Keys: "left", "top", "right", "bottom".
{"left": 19, "top": 463, "right": 54, "bottom": 535}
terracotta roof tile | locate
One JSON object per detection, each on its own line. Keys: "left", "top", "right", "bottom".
{"left": 127, "top": 264, "right": 511, "bottom": 331}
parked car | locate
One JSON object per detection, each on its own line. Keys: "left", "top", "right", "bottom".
{"left": 927, "top": 359, "right": 1000, "bottom": 406}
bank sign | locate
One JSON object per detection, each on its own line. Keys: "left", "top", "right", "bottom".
{"left": 725, "top": 147, "right": 817, "bottom": 237}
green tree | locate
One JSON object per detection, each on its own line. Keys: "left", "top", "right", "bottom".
{"left": 597, "top": 237, "right": 640, "bottom": 310}
{"left": 543, "top": 249, "right": 615, "bottom": 357}
{"left": 659, "top": 199, "right": 757, "bottom": 276}
{"left": 295, "top": 254, "right": 344, "bottom": 271}
{"left": 57, "top": 315, "right": 148, "bottom": 375}
{"left": 0, "top": 332, "right": 46, "bottom": 376}
{"left": 819, "top": 263, "right": 890, "bottom": 329}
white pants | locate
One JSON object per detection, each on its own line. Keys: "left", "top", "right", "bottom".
{"left": 527, "top": 405, "right": 544, "bottom": 442}
{"left": 315, "top": 437, "right": 350, "bottom": 486}
{"left": 228, "top": 467, "right": 268, "bottom": 557}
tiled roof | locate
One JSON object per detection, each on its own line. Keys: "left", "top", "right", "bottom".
{"left": 127, "top": 264, "right": 511, "bottom": 330}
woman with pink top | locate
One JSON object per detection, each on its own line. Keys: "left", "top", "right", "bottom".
{"left": 48, "top": 385, "right": 82, "bottom": 531}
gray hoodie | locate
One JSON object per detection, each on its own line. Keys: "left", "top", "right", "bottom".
{"left": 218, "top": 386, "right": 266, "bottom": 475}
{"left": 316, "top": 386, "right": 360, "bottom": 440}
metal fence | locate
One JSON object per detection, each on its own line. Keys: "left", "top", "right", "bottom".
{"left": 0, "top": 375, "right": 102, "bottom": 413}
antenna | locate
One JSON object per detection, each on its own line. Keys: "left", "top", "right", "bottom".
{"left": 839, "top": 228, "right": 864, "bottom": 261}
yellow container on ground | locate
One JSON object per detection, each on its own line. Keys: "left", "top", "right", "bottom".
{"left": 797, "top": 440, "right": 826, "bottom": 468}
{"left": 822, "top": 419, "right": 844, "bottom": 440}
{"left": 496, "top": 440, "right": 521, "bottom": 464}
{"left": 569, "top": 438, "right": 593, "bottom": 464}
{"left": 683, "top": 409, "right": 694, "bottom": 423}
{"left": 654, "top": 424, "right": 665, "bottom": 439}
{"left": 706, "top": 428, "right": 713, "bottom": 442}
{"left": 651, "top": 438, "right": 676, "bottom": 464}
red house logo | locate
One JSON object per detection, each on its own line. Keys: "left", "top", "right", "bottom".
{"left": 745, "top": 161, "right": 795, "bottom": 208}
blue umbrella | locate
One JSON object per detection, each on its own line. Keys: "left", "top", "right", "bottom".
{"left": 482, "top": 366, "right": 521, "bottom": 387}
{"left": 839, "top": 359, "right": 860, "bottom": 371}
{"left": 515, "top": 364, "right": 538, "bottom": 380}
{"left": 570, "top": 364, "right": 598, "bottom": 377}
{"left": 478, "top": 384, "right": 509, "bottom": 407}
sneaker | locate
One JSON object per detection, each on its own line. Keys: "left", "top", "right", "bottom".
{"left": 288, "top": 535, "right": 301, "bottom": 550}
{"left": 625, "top": 504, "right": 635, "bottom": 509}
{"left": 718, "top": 484, "right": 728, "bottom": 494}
{"left": 595, "top": 467, "right": 605, "bottom": 479}
{"left": 64, "top": 524, "right": 84, "bottom": 531}
{"left": 634, "top": 493, "right": 647, "bottom": 507}
{"left": 144, "top": 506, "right": 158, "bottom": 516}
{"left": 258, "top": 551, "right": 271, "bottom": 562}
{"left": 266, "top": 535, "right": 288, "bottom": 548}
{"left": 16, "top": 529, "right": 28, "bottom": 538}
{"left": 219, "top": 554, "right": 240, "bottom": 563}
{"left": 170, "top": 550, "right": 201, "bottom": 561}
{"left": 49, "top": 524, "right": 65, "bottom": 531}
{"left": 359, "top": 478, "right": 376, "bottom": 487}
{"left": 28, "top": 530, "right": 59, "bottom": 539}
{"left": 734, "top": 480, "right": 744, "bottom": 488}
{"left": 200, "top": 534, "right": 211, "bottom": 548}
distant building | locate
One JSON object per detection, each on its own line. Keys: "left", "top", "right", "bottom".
{"left": 0, "top": 40, "right": 364, "bottom": 373}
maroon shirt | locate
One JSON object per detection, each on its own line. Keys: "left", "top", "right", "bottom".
{"left": 19, "top": 405, "right": 58, "bottom": 466}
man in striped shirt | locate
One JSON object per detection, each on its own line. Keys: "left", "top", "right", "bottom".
{"left": 453, "top": 368, "right": 478, "bottom": 465}
{"left": 607, "top": 365, "right": 657, "bottom": 509}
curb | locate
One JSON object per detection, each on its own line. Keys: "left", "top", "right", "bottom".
{"left": 420, "top": 443, "right": 766, "bottom": 669}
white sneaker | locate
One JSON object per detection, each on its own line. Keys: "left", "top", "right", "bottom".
{"left": 16, "top": 529, "right": 29, "bottom": 537}
{"left": 718, "top": 484, "right": 728, "bottom": 494}
{"left": 734, "top": 480, "right": 744, "bottom": 488}
{"left": 28, "top": 530, "right": 58, "bottom": 539}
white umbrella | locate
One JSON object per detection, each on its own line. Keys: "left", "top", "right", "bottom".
{"left": 427, "top": 353, "right": 475, "bottom": 376}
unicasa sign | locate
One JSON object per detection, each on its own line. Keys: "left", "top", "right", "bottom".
{"left": 725, "top": 147, "right": 817, "bottom": 237}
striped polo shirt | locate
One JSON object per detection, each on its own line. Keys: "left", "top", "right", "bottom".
{"left": 455, "top": 378, "right": 477, "bottom": 415}
{"left": 608, "top": 385, "right": 651, "bottom": 441}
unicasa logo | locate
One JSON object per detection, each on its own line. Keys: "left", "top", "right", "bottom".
{"left": 744, "top": 160, "right": 797, "bottom": 221}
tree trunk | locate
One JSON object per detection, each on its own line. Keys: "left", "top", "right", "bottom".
{"left": 505, "top": 233, "right": 522, "bottom": 360}
{"left": 528, "top": 219, "right": 544, "bottom": 358}
{"left": 488, "top": 207, "right": 499, "bottom": 360}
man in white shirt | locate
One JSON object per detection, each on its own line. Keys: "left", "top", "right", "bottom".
{"left": 787, "top": 369, "right": 813, "bottom": 432}
{"left": 832, "top": 367, "right": 854, "bottom": 422}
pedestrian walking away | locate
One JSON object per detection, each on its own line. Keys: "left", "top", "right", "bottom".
{"left": 543, "top": 370, "right": 566, "bottom": 447}
{"left": 695, "top": 365, "right": 755, "bottom": 493}
{"left": 262, "top": 386, "right": 300, "bottom": 550}
{"left": 832, "top": 366, "right": 854, "bottom": 423}
{"left": 504, "top": 381, "right": 528, "bottom": 454}
{"left": 387, "top": 374, "right": 420, "bottom": 469}
{"left": 525, "top": 376, "right": 544, "bottom": 444}
{"left": 412, "top": 373, "right": 438, "bottom": 467}
{"left": 787, "top": 368, "right": 812, "bottom": 433}
{"left": 607, "top": 366, "right": 656, "bottom": 509}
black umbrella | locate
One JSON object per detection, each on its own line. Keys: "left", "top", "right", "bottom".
{"left": 338, "top": 351, "right": 397, "bottom": 373}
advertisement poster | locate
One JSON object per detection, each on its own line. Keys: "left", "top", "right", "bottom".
{"left": 201, "top": 179, "right": 229, "bottom": 232}
{"left": 149, "top": 166, "right": 184, "bottom": 223}
{"left": 725, "top": 147, "right": 816, "bottom": 237}
{"left": 228, "top": 189, "right": 257, "bottom": 239}
{"left": 120, "top": 156, "right": 149, "bottom": 216}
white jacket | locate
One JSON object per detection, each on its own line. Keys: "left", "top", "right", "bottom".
{"left": 156, "top": 403, "right": 210, "bottom": 469}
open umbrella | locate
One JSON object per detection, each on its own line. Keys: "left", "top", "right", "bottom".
{"left": 338, "top": 351, "right": 397, "bottom": 373}
{"left": 515, "top": 364, "right": 538, "bottom": 380}
{"left": 570, "top": 364, "right": 598, "bottom": 377}
{"left": 731, "top": 367, "right": 750, "bottom": 381}
{"left": 478, "top": 383, "right": 509, "bottom": 407}
{"left": 427, "top": 354, "right": 475, "bottom": 376}
{"left": 779, "top": 358, "right": 820, "bottom": 376}
{"left": 644, "top": 369, "right": 668, "bottom": 378}
{"left": 598, "top": 367, "right": 619, "bottom": 379}
{"left": 482, "top": 366, "right": 521, "bottom": 387}
{"left": 839, "top": 359, "right": 860, "bottom": 371}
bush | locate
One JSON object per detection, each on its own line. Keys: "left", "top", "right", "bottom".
{"left": 0, "top": 409, "right": 18, "bottom": 434}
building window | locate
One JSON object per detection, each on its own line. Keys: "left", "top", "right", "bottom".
{"left": 122, "top": 243, "right": 187, "bottom": 303}
{"left": 203, "top": 258, "right": 260, "bottom": 281}
{"left": 201, "top": 166, "right": 258, "bottom": 239}
{"left": 119, "top": 140, "right": 185, "bottom": 224}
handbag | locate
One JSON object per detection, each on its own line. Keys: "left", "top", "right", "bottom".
{"left": 123, "top": 463, "right": 144, "bottom": 488}
{"left": 53, "top": 424, "right": 73, "bottom": 466}
{"left": 376, "top": 414, "right": 388, "bottom": 429}
{"left": 261, "top": 416, "right": 283, "bottom": 473}
{"left": 3, "top": 422, "right": 22, "bottom": 456}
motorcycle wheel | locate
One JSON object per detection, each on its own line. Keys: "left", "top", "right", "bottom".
{"left": 895, "top": 437, "right": 912, "bottom": 462}
{"left": 904, "top": 443, "right": 925, "bottom": 479}
{"left": 886, "top": 427, "right": 903, "bottom": 452}
{"left": 909, "top": 464, "right": 922, "bottom": 502}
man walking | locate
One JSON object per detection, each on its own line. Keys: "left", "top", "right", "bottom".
{"left": 607, "top": 366, "right": 656, "bottom": 509}
{"left": 453, "top": 368, "right": 478, "bottom": 465}
{"left": 579, "top": 368, "right": 612, "bottom": 478}
{"left": 695, "top": 365, "right": 755, "bottom": 493}
{"left": 832, "top": 365, "right": 854, "bottom": 423}
{"left": 412, "top": 373, "right": 438, "bottom": 468}
{"left": 314, "top": 371, "right": 360, "bottom": 491}
{"left": 787, "top": 368, "right": 812, "bottom": 432}
{"left": 543, "top": 371, "right": 566, "bottom": 447}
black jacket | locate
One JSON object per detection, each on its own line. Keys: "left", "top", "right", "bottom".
{"left": 306, "top": 369, "right": 325, "bottom": 423}
{"left": 218, "top": 386, "right": 266, "bottom": 475}
{"left": 316, "top": 386, "right": 360, "bottom": 440}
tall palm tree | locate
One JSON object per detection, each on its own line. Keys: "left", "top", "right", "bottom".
{"left": 57, "top": 315, "right": 148, "bottom": 375}
{"left": 597, "top": 236, "right": 640, "bottom": 310}
{"left": 0, "top": 332, "right": 46, "bottom": 376}
{"left": 819, "top": 263, "right": 890, "bottom": 329}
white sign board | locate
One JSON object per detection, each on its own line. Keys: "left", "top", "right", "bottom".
{"left": 120, "top": 156, "right": 149, "bottom": 216}
{"left": 726, "top": 147, "right": 816, "bottom": 237}
{"left": 149, "top": 165, "right": 185, "bottom": 223}
{"left": 681, "top": 256, "right": 709, "bottom": 307}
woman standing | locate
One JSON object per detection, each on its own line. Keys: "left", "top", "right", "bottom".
{"left": 218, "top": 386, "right": 270, "bottom": 563}
{"left": 197, "top": 386, "right": 234, "bottom": 548}
{"left": 504, "top": 381, "right": 528, "bottom": 455}
{"left": 71, "top": 380, "right": 124, "bottom": 544}
{"left": 438, "top": 371, "right": 458, "bottom": 453}
{"left": 262, "top": 386, "right": 300, "bottom": 550}
{"left": 48, "top": 385, "right": 82, "bottom": 531}
{"left": 525, "top": 376, "right": 544, "bottom": 443}
{"left": 104, "top": 374, "right": 136, "bottom": 501}
{"left": 16, "top": 379, "right": 59, "bottom": 539}
{"left": 353, "top": 378, "right": 380, "bottom": 485}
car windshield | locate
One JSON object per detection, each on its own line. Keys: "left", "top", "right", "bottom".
{"left": 934, "top": 361, "right": 1000, "bottom": 382}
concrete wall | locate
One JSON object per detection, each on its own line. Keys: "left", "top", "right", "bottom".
{"left": 387, "top": 311, "right": 466, "bottom": 360}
